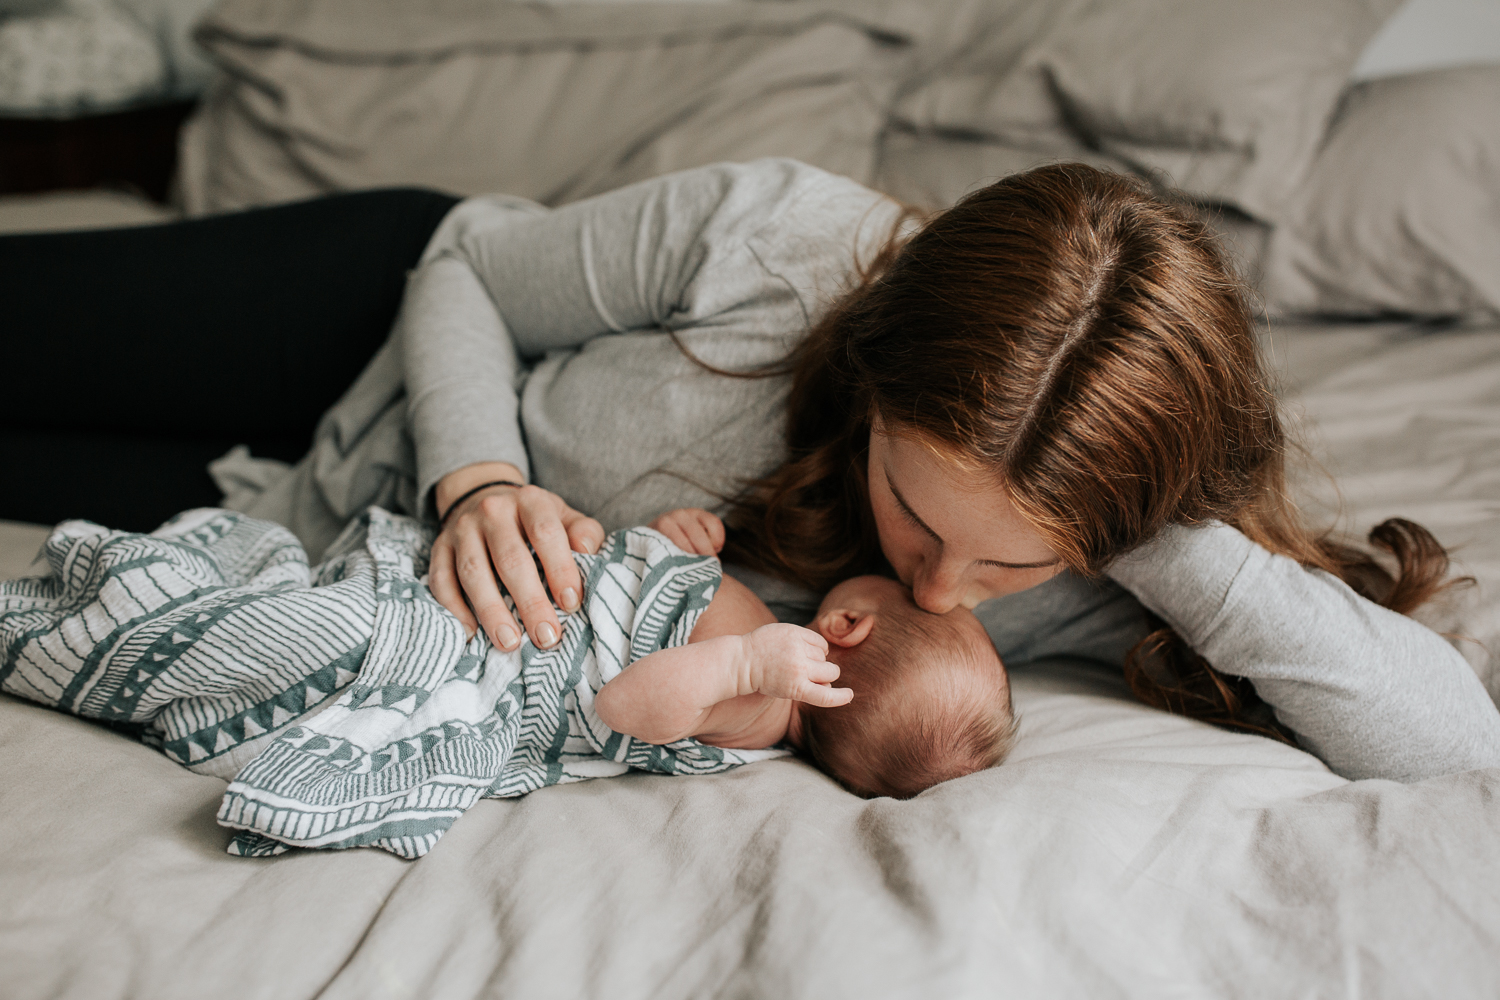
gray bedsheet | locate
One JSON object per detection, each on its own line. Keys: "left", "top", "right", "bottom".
{"left": 3, "top": 318, "right": 1499, "bottom": 998}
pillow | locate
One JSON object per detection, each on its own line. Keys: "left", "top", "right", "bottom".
{"left": 0, "top": 0, "right": 61, "bottom": 14}
{"left": 889, "top": 0, "right": 1403, "bottom": 219}
{"left": 179, "top": 0, "right": 903, "bottom": 213}
{"left": 873, "top": 124, "right": 1129, "bottom": 211}
{"left": 112, "top": 0, "right": 222, "bottom": 99}
{"left": 1260, "top": 66, "right": 1500, "bottom": 318}
{"left": 1352, "top": 0, "right": 1500, "bottom": 80}
{"left": 0, "top": 1, "right": 166, "bottom": 116}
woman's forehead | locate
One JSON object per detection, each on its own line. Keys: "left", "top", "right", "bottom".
{"left": 873, "top": 427, "right": 1057, "bottom": 564}
{"left": 874, "top": 430, "right": 1009, "bottom": 506}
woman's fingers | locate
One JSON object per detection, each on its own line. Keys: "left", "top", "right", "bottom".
{"left": 479, "top": 495, "right": 562, "bottom": 648}
{"left": 515, "top": 489, "right": 584, "bottom": 617}
{"left": 427, "top": 535, "right": 480, "bottom": 640}
{"left": 563, "top": 508, "right": 605, "bottom": 556}
{"left": 453, "top": 523, "right": 525, "bottom": 651}
{"left": 432, "top": 479, "right": 605, "bottom": 650}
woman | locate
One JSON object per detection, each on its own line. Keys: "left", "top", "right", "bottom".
{"left": 4, "top": 159, "right": 1497, "bottom": 782}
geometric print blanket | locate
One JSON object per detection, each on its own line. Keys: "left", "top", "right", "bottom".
{"left": 0, "top": 507, "right": 784, "bottom": 859}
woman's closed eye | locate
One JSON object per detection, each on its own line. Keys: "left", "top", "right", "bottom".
{"left": 886, "top": 468, "right": 1059, "bottom": 572}
{"left": 891, "top": 482, "right": 940, "bottom": 541}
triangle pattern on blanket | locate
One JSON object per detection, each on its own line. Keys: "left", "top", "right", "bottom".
{"left": 158, "top": 640, "right": 368, "bottom": 766}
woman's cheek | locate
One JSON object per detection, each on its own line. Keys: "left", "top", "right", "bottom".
{"left": 970, "top": 564, "right": 1063, "bottom": 603}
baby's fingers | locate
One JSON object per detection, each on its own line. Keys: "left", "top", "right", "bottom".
{"left": 805, "top": 657, "right": 841, "bottom": 686}
{"left": 653, "top": 518, "right": 697, "bottom": 554}
{"left": 798, "top": 628, "right": 830, "bottom": 656}
{"left": 797, "top": 682, "right": 854, "bottom": 709}
{"left": 695, "top": 510, "right": 726, "bottom": 553}
{"left": 678, "top": 517, "right": 718, "bottom": 556}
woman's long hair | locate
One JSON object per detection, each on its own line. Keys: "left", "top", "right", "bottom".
{"left": 721, "top": 163, "right": 1463, "bottom": 739}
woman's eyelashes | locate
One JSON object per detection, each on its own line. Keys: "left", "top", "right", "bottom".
{"left": 896, "top": 496, "right": 931, "bottom": 536}
{"left": 887, "top": 476, "right": 939, "bottom": 541}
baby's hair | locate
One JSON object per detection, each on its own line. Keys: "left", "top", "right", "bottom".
{"left": 799, "top": 605, "right": 1017, "bottom": 799}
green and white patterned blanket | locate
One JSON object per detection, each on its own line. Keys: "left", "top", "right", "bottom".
{"left": 0, "top": 508, "right": 782, "bottom": 859}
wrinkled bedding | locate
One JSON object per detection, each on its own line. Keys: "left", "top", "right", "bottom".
{"left": 3, "top": 317, "right": 1498, "bottom": 999}
{"left": 177, "top": 0, "right": 1395, "bottom": 218}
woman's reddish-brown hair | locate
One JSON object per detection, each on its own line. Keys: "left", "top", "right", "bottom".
{"left": 723, "top": 162, "right": 1463, "bottom": 738}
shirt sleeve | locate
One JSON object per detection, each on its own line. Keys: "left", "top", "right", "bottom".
{"left": 400, "top": 158, "right": 886, "bottom": 518}
{"left": 399, "top": 255, "right": 531, "bottom": 516}
{"left": 1107, "top": 520, "right": 1500, "bottom": 782}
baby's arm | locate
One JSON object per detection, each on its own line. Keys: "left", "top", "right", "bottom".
{"left": 594, "top": 570, "right": 851, "bottom": 746}
{"left": 595, "top": 619, "right": 843, "bottom": 745}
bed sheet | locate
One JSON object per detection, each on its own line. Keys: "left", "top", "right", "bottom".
{"left": 2, "top": 318, "right": 1498, "bottom": 999}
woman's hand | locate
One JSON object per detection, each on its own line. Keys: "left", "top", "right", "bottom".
{"left": 429, "top": 462, "right": 605, "bottom": 650}
{"left": 650, "top": 507, "right": 725, "bottom": 556}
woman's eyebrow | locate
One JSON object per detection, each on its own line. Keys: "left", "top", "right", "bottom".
{"left": 886, "top": 466, "right": 1062, "bottom": 571}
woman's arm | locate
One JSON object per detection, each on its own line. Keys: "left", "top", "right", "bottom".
{"left": 405, "top": 158, "right": 846, "bottom": 508}
{"left": 406, "top": 159, "right": 890, "bottom": 651}
{"left": 1108, "top": 521, "right": 1500, "bottom": 782}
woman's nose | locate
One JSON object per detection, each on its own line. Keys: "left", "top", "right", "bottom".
{"left": 912, "top": 558, "right": 965, "bottom": 614}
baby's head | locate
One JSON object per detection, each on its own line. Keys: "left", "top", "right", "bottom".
{"left": 791, "top": 575, "right": 1017, "bottom": 799}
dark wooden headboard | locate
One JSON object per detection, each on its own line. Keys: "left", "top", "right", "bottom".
{"left": 0, "top": 100, "right": 197, "bottom": 204}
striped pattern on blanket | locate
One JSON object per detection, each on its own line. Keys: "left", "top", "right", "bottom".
{"left": 0, "top": 508, "right": 784, "bottom": 859}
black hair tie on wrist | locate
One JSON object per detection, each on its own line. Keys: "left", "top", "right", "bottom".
{"left": 439, "top": 480, "right": 526, "bottom": 526}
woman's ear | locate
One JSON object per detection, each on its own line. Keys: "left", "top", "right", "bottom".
{"left": 815, "top": 608, "right": 877, "bottom": 648}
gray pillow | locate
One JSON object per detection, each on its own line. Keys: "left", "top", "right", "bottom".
{"left": 0, "top": 0, "right": 62, "bottom": 15}
{"left": 181, "top": 0, "right": 902, "bottom": 213}
{"left": 889, "top": 0, "right": 1402, "bottom": 219}
{"left": 1260, "top": 66, "right": 1500, "bottom": 319}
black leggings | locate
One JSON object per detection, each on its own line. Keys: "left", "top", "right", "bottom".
{"left": 1, "top": 188, "right": 461, "bottom": 531}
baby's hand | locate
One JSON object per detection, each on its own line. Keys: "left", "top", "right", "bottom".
{"left": 650, "top": 507, "right": 725, "bottom": 556}
{"left": 741, "top": 623, "right": 853, "bottom": 709}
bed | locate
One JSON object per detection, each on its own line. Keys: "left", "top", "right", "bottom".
{"left": 4, "top": 0, "right": 1499, "bottom": 996}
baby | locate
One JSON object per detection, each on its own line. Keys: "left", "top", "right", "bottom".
{"left": 1, "top": 503, "right": 1014, "bottom": 860}
{"left": 597, "top": 508, "right": 1019, "bottom": 799}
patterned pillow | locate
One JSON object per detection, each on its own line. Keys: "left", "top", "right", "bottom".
{"left": 0, "top": 0, "right": 165, "bottom": 117}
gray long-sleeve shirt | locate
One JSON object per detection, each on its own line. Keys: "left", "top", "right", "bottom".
{"left": 241, "top": 158, "right": 1500, "bottom": 783}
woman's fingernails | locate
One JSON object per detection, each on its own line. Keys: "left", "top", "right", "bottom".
{"left": 536, "top": 621, "right": 558, "bottom": 647}
{"left": 561, "top": 588, "right": 579, "bottom": 612}
{"left": 497, "top": 626, "right": 519, "bottom": 650}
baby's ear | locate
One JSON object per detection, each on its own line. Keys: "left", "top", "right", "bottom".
{"left": 815, "top": 608, "right": 877, "bottom": 648}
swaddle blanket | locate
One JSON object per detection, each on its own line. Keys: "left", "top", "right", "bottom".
{"left": 0, "top": 507, "right": 783, "bottom": 859}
